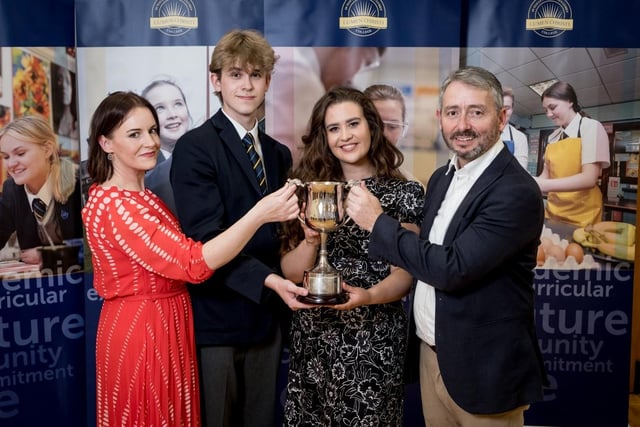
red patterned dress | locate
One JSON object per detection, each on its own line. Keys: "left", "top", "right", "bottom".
{"left": 82, "top": 185, "right": 214, "bottom": 427}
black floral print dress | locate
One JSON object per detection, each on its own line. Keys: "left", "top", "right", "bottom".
{"left": 284, "top": 177, "right": 424, "bottom": 426}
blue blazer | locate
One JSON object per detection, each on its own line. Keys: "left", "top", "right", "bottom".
{"left": 369, "top": 148, "right": 547, "bottom": 414}
{"left": 170, "top": 110, "right": 292, "bottom": 346}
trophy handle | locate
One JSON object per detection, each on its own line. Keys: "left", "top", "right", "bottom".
{"left": 287, "top": 178, "right": 308, "bottom": 224}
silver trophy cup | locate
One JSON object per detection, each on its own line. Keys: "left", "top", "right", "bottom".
{"left": 292, "top": 180, "right": 350, "bottom": 304}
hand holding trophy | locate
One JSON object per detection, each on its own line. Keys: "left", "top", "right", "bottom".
{"left": 289, "top": 179, "right": 356, "bottom": 304}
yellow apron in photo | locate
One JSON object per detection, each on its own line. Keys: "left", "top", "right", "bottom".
{"left": 544, "top": 135, "right": 603, "bottom": 227}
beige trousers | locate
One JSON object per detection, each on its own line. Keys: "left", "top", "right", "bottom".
{"left": 419, "top": 341, "right": 529, "bottom": 427}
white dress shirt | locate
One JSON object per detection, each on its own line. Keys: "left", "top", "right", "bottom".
{"left": 414, "top": 140, "right": 504, "bottom": 345}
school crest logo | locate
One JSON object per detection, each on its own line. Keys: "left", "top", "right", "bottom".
{"left": 150, "top": 0, "right": 198, "bottom": 37}
{"left": 339, "top": 0, "right": 388, "bottom": 37}
{"left": 526, "top": 0, "right": 573, "bottom": 38}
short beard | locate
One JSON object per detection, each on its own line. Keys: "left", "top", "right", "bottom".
{"left": 444, "top": 127, "right": 501, "bottom": 163}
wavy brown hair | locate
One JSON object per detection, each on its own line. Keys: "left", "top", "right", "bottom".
{"left": 291, "top": 86, "right": 404, "bottom": 183}
{"left": 281, "top": 86, "right": 405, "bottom": 253}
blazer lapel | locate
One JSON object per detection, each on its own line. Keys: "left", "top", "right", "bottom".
{"left": 257, "top": 132, "right": 279, "bottom": 194}
{"left": 457, "top": 149, "right": 509, "bottom": 212}
{"left": 443, "top": 149, "right": 510, "bottom": 241}
{"left": 212, "top": 112, "right": 263, "bottom": 196}
{"left": 420, "top": 164, "right": 455, "bottom": 239}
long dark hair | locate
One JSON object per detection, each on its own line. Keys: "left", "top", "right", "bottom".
{"left": 281, "top": 87, "right": 405, "bottom": 253}
{"left": 291, "top": 86, "right": 404, "bottom": 183}
{"left": 541, "top": 81, "right": 582, "bottom": 113}
{"left": 87, "top": 91, "right": 159, "bottom": 183}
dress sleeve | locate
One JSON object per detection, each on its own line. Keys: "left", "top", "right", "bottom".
{"left": 102, "top": 193, "right": 213, "bottom": 283}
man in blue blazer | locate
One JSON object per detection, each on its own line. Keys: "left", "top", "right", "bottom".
{"left": 346, "top": 66, "right": 547, "bottom": 426}
{"left": 170, "top": 30, "right": 307, "bottom": 427}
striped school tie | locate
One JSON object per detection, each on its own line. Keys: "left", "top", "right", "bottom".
{"left": 32, "top": 198, "right": 47, "bottom": 222}
{"left": 242, "top": 133, "right": 267, "bottom": 194}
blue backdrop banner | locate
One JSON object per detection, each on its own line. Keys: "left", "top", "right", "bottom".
{"left": 72, "top": 0, "right": 640, "bottom": 48}
{"left": 0, "top": 1, "right": 74, "bottom": 46}
{"left": 527, "top": 268, "right": 633, "bottom": 426}
{"left": 0, "top": 273, "right": 86, "bottom": 427}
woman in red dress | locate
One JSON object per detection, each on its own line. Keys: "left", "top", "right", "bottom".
{"left": 82, "top": 91, "right": 304, "bottom": 426}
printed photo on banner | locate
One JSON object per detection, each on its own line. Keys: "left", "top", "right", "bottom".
{"left": 50, "top": 64, "right": 79, "bottom": 145}
{"left": 12, "top": 48, "right": 50, "bottom": 120}
{"left": 0, "top": 46, "right": 86, "bottom": 427}
{"left": 76, "top": 46, "right": 210, "bottom": 161}
{"left": 0, "top": 47, "right": 83, "bottom": 273}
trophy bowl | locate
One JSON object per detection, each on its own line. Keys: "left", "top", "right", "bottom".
{"left": 292, "top": 180, "right": 349, "bottom": 304}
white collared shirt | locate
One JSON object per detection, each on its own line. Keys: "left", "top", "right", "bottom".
{"left": 25, "top": 176, "right": 54, "bottom": 223}
{"left": 159, "top": 148, "right": 172, "bottom": 160}
{"left": 220, "top": 109, "right": 268, "bottom": 189}
{"left": 220, "top": 109, "right": 264, "bottom": 159}
{"left": 414, "top": 140, "right": 505, "bottom": 345}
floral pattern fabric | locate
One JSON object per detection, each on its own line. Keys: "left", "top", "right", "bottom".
{"left": 284, "top": 177, "right": 424, "bottom": 426}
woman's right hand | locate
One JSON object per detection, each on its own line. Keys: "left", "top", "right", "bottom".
{"left": 254, "top": 183, "right": 300, "bottom": 223}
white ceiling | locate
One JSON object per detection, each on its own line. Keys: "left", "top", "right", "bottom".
{"left": 462, "top": 47, "right": 640, "bottom": 120}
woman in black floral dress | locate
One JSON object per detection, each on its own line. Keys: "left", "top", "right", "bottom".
{"left": 280, "top": 87, "right": 424, "bottom": 426}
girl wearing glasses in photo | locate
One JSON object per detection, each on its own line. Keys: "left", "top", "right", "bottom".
{"left": 365, "top": 84, "right": 423, "bottom": 186}
{"left": 365, "top": 84, "right": 409, "bottom": 145}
